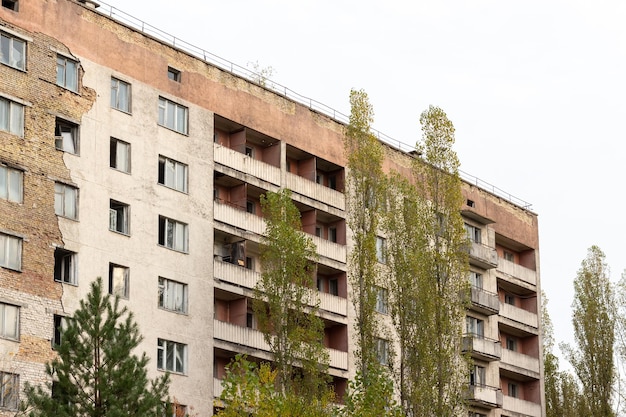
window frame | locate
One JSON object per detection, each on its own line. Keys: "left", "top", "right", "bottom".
{"left": 375, "top": 286, "right": 388, "bottom": 314}
{"left": 464, "top": 223, "right": 481, "bottom": 244}
{"left": 167, "top": 67, "right": 181, "bottom": 82}
{"left": 109, "top": 199, "right": 130, "bottom": 235}
{"left": 158, "top": 97, "right": 188, "bottom": 135}
{"left": 0, "top": 302, "right": 19, "bottom": 341}
{"left": 0, "top": 96, "right": 24, "bottom": 137}
{"left": 0, "top": 31, "right": 26, "bottom": 70}
{"left": 109, "top": 137, "right": 131, "bottom": 173}
{"left": 469, "top": 271, "right": 483, "bottom": 289}
{"left": 466, "top": 316, "right": 484, "bottom": 337}
{"left": 54, "top": 118, "right": 79, "bottom": 154}
{"left": 158, "top": 155, "right": 188, "bottom": 193}
{"left": 375, "top": 338, "right": 389, "bottom": 366}
{"left": 157, "top": 338, "right": 187, "bottom": 374}
{"left": 470, "top": 365, "right": 486, "bottom": 386}
{"left": 54, "top": 248, "right": 77, "bottom": 285}
{"left": 0, "top": 164, "right": 22, "bottom": 203}
{"left": 56, "top": 54, "right": 78, "bottom": 92}
{"left": 158, "top": 277, "right": 188, "bottom": 314}
{"left": 54, "top": 182, "right": 78, "bottom": 220}
{"left": 508, "top": 382, "right": 518, "bottom": 398}
{"left": 0, "top": 233, "right": 21, "bottom": 271}
{"left": 0, "top": 371, "right": 19, "bottom": 410}
{"left": 375, "top": 236, "right": 386, "bottom": 264}
{"left": 108, "top": 263, "right": 129, "bottom": 299}
{"left": 53, "top": 314, "right": 69, "bottom": 347}
{"left": 110, "top": 77, "right": 131, "bottom": 113}
{"left": 158, "top": 216, "right": 188, "bottom": 253}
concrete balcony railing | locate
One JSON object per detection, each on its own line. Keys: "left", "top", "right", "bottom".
{"left": 214, "top": 377, "right": 224, "bottom": 399}
{"left": 285, "top": 172, "right": 345, "bottom": 211}
{"left": 502, "top": 396, "right": 542, "bottom": 417}
{"left": 501, "top": 349, "right": 541, "bottom": 377}
{"left": 469, "top": 286, "right": 499, "bottom": 315}
{"left": 497, "top": 258, "right": 537, "bottom": 286}
{"left": 311, "top": 235, "right": 346, "bottom": 264}
{"left": 468, "top": 241, "right": 498, "bottom": 269}
{"left": 462, "top": 335, "right": 502, "bottom": 362}
{"left": 213, "top": 320, "right": 348, "bottom": 370}
{"left": 465, "top": 384, "right": 503, "bottom": 408}
{"left": 214, "top": 143, "right": 281, "bottom": 186}
{"left": 214, "top": 260, "right": 347, "bottom": 317}
{"left": 214, "top": 201, "right": 266, "bottom": 235}
{"left": 500, "top": 303, "right": 539, "bottom": 330}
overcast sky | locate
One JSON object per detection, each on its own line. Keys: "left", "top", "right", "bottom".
{"left": 99, "top": 0, "right": 626, "bottom": 360}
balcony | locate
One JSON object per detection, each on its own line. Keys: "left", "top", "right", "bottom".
{"left": 311, "top": 235, "right": 346, "bottom": 264}
{"left": 214, "top": 201, "right": 266, "bottom": 235}
{"left": 469, "top": 286, "right": 499, "bottom": 315}
{"left": 465, "top": 384, "right": 503, "bottom": 408}
{"left": 501, "top": 349, "right": 540, "bottom": 379}
{"left": 214, "top": 377, "right": 224, "bottom": 399}
{"left": 462, "top": 335, "right": 501, "bottom": 361}
{"left": 500, "top": 303, "right": 539, "bottom": 332}
{"left": 213, "top": 320, "right": 348, "bottom": 370}
{"left": 214, "top": 143, "right": 281, "bottom": 186}
{"left": 319, "top": 291, "right": 348, "bottom": 317}
{"left": 285, "top": 172, "right": 345, "bottom": 211}
{"left": 468, "top": 241, "right": 498, "bottom": 269}
{"left": 502, "top": 396, "right": 542, "bottom": 417}
{"left": 497, "top": 258, "right": 537, "bottom": 286}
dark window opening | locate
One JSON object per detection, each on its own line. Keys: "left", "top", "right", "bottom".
{"left": 2, "top": 0, "right": 18, "bottom": 11}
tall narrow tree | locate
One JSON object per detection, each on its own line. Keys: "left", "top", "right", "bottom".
{"left": 21, "top": 278, "right": 170, "bottom": 417}
{"left": 398, "top": 105, "right": 470, "bottom": 417}
{"left": 562, "top": 245, "right": 615, "bottom": 417}
{"left": 253, "top": 189, "right": 329, "bottom": 400}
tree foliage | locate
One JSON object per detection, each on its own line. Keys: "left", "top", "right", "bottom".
{"left": 21, "top": 278, "right": 169, "bottom": 417}
{"left": 385, "top": 105, "right": 469, "bottom": 417}
{"left": 253, "top": 189, "right": 328, "bottom": 398}
{"left": 344, "top": 88, "right": 387, "bottom": 376}
{"left": 561, "top": 245, "right": 615, "bottom": 417}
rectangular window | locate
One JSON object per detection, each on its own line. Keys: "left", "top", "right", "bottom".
{"left": 465, "top": 316, "right": 484, "bottom": 337}
{"left": 470, "top": 365, "right": 486, "bottom": 386}
{"left": 469, "top": 271, "right": 483, "bottom": 289}
{"left": 163, "top": 402, "right": 187, "bottom": 417}
{"left": 158, "top": 156, "right": 188, "bottom": 193}
{"left": 158, "top": 277, "right": 188, "bottom": 314}
{"left": 110, "top": 77, "right": 131, "bottom": 113}
{"left": 506, "top": 337, "right": 518, "bottom": 351}
{"left": 375, "top": 338, "right": 389, "bottom": 365}
{"left": 109, "top": 200, "right": 130, "bottom": 235}
{"left": 109, "top": 263, "right": 129, "bottom": 299}
{"left": 0, "top": 97, "right": 24, "bottom": 136}
{"left": 376, "top": 236, "right": 386, "bottom": 264}
{"left": 329, "top": 227, "right": 337, "bottom": 243}
{"left": 110, "top": 138, "right": 130, "bottom": 173}
{"left": 0, "top": 165, "right": 22, "bottom": 203}
{"left": 246, "top": 200, "right": 255, "bottom": 214}
{"left": 375, "top": 286, "right": 388, "bottom": 314}
{"left": 464, "top": 223, "right": 481, "bottom": 243}
{"left": 504, "top": 250, "right": 515, "bottom": 262}
{"left": 329, "top": 279, "right": 338, "bottom": 296}
{"left": 0, "top": 372, "right": 18, "bottom": 410}
{"left": 508, "top": 382, "right": 518, "bottom": 398}
{"left": 56, "top": 55, "right": 78, "bottom": 91}
{"left": 53, "top": 314, "right": 69, "bottom": 347}
{"left": 0, "top": 31, "right": 25, "bottom": 70}
{"left": 54, "top": 248, "right": 77, "bottom": 284}
{"left": 505, "top": 294, "right": 516, "bottom": 306}
{"left": 54, "top": 119, "right": 79, "bottom": 154}
{"left": 0, "top": 303, "right": 18, "bottom": 340}
{"left": 157, "top": 338, "right": 187, "bottom": 374}
{"left": 158, "top": 216, "right": 188, "bottom": 252}
{"left": 0, "top": 233, "right": 21, "bottom": 270}
{"left": 2, "top": 0, "right": 19, "bottom": 11}
{"left": 167, "top": 67, "right": 181, "bottom": 82}
{"left": 54, "top": 182, "right": 78, "bottom": 219}
{"left": 158, "top": 97, "right": 188, "bottom": 134}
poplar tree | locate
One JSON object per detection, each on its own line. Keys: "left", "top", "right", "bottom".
{"left": 562, "top": 245, "right": 615, "bottom": 417}
{"left": 396, "top": 105, "right": 469, "bottom": 417}
{"left": 253, "top": 189, "right": 329, "bottom": 400}
{"left": 21, "top": 278, "right": 170, "bottom": 417}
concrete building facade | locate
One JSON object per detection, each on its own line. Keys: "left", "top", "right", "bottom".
{"left": 0, "top": 0, "right": 544, "bottom": 416}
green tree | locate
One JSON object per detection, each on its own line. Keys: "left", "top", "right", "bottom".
{"left": 390, "top": 105, "right": 469, "bottom": 417}
{"left": 561, "top": 245, "right": 615, "bottom": 417}
{"left": 253, "top": 189, "right": 329, "bottom": 399}
{"left": 344, "top": 88, "right": 387, "bottom": 375}
{"left": 21, "top": 278, "right": 169, "bottom": 417}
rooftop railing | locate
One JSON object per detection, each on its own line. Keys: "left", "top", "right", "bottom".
{"left": 93, "top": 0, "right": 532, "bottom": 211}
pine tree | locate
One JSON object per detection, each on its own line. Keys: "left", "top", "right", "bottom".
{"left": 21, "top": 278, "right": 170, "bottom": 417}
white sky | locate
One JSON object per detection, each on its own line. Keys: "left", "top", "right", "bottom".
{"left": 100, "top": 0, "right": 626, "bottom": 363}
